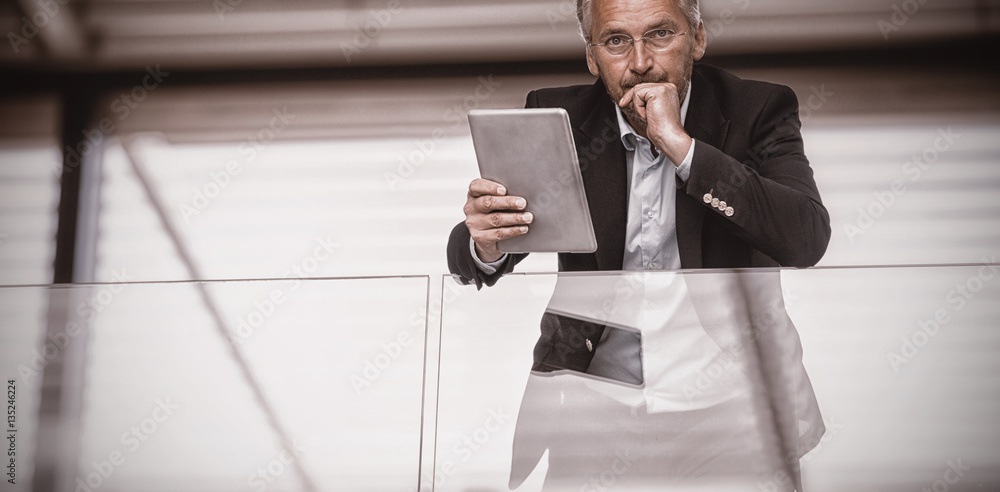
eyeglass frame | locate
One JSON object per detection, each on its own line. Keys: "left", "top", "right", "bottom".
{"left": 588, "top": 28, "right": 688, "bottom": 56}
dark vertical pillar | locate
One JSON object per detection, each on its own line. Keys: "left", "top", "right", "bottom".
{"left": 33, "top": 84, "right": 103, "bottom": 492}
{"left": 52, "top": 86, "right": 98, "bottom": 284}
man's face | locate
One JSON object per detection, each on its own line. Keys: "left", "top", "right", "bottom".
{"left": 584, "top": 0, "right": 707, "bottom": 129}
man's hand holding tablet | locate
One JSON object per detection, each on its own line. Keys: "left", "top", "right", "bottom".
{"left": 463, "top": 178, "right": 532, "bottom": 263}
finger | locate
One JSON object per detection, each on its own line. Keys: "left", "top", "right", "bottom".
{"left": 619, "top": 87, "right": 650, "bottom": 121}
{"left": 469, "top": 178, "right": 507, "bottom": 198}
{"left": 472, "top": 211, "right": 534, "bottom": 230}
{"left": 633, "top": 81, "right": 676, "bottom": 93}
{"left": 472, "top": 225, "right": 529, "bottom": 245}
{"left": 632, "top": 85, "right": 658, "bottom": 106}
{"left": 633, "top": 89, "right": 648, "bottom": 109}
{"left": 637, "top": 83, "right": 679, "bottom": 104}
{"left": 618, "top": 87, "right": 635, "bottom": 108}
{"left": 625, "top": 88, "right": 648, "bottom": 120}
{"left": 474, "top": 194, "right": 527, "bottom": 213}
{"left": 625, "top": 85, "right": 654, "bottom": 105}
{"left": 633, "top": 85, "right": 675, "bottom": 117}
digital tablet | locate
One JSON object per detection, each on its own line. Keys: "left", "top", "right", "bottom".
{"left": 468, "top": 108, "right": 598, "bottom": 254}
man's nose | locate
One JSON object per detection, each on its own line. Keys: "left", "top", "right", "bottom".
{"left": 628, "top": 40, "right": 653, "bottom": 75}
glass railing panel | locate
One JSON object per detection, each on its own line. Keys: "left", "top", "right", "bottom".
{"left": 433, "top": 266, "right": 1000, "bottom": 491}
{"left": 0, "top": 285, "right": 49, "bottom": 492}
{"left": 781, "top": 265, "right": 1000, "bottom": 491}
{"left": 1, "top": 275, "right": 430, "bottom": 491}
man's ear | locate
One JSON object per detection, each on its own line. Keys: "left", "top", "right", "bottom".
{"left": 585, "top": 46, "right": 601, "bottom": 77}
{"left": 692, "top": 21, "right": 707, "bottom": 61}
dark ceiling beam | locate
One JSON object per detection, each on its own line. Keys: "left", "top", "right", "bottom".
{"left": 0, "top": 35, "right": 997, "bottom": 98}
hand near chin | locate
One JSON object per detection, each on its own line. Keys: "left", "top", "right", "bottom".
{"left": 618, "top": 82, "right": 693, "bottom": 165}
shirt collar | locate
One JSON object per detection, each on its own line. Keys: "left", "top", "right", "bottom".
{"left": 615, "top": 81, "right": 692, "bottom": 152}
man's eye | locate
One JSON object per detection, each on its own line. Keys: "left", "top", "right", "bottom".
{"left": 607, "top": 36, "right": 628, "bottom": 46}
{"left": 650, "top": 30, "right": 671, "bottom": 39}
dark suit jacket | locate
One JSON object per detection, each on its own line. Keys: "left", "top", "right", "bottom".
{"left": 446, "top": 63, "right": 831, "bottom": 373}
{"left": 448, "top": 63, "right": 830, "bottom": 283}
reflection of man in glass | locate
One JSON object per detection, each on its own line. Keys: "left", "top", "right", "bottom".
{"left": 445, "top": 0, "right": 830, "bottom": 489}
{"left": 506, "top": 271, "right": 825, "bottom": 491}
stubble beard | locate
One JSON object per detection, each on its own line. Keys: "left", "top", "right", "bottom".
{"left": 602, "top": 62, "right": 693, "bottom": 133}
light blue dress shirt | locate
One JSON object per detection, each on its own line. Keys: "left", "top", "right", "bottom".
{"left": 587, "top": 84, "right": 694, "bottom": 384}
{"left": 618, "top": 84, "right": 694, "bottom": 271}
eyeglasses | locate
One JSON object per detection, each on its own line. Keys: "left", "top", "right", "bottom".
{"left": 589, "top": 29, "right": 687, "bottom": 56}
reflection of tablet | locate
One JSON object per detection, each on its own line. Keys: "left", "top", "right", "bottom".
{"left": 468, "top": 108, "right": 598, "bottom": 254}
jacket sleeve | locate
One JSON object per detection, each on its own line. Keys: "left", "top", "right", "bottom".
{"left": 446, "top": 221, "right": 527, "bottom": 289}
{"left": 681, "top": 85, "right": 831, "bottom": 267}
{"left": 445, "top": 91, "right": 541, "bottom": 288}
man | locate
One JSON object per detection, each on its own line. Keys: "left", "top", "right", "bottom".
{"left": 448, "top": 0, "right": 831, "bottom": 284}
{"left": 446, "top": 0, "right": 829, "bottom": 487}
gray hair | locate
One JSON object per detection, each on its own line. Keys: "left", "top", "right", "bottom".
{"left": 576, "top": 0, "right": 702, "bottom": 42}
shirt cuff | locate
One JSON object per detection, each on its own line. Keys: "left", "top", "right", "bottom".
{"left": 675, "top": 139, "right": 695, "bottom": 183}
{"left": 470, "top": 237, "right": 507, "bottom": 274}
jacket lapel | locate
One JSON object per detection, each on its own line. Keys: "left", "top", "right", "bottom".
{"left": 676, "top": 65, "right": 730, "bottom": 269}
{"left": 578, "top": 81, "right": 628, "bottom": 271}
